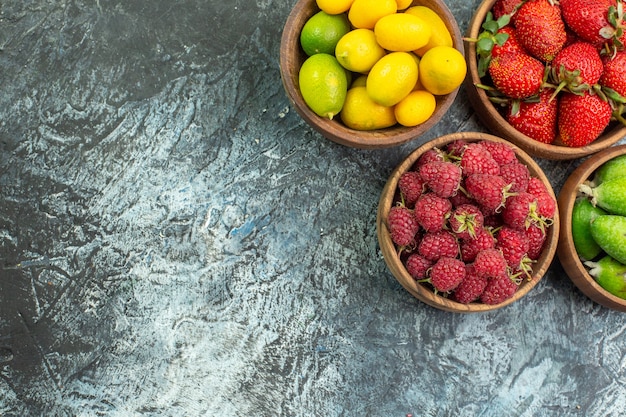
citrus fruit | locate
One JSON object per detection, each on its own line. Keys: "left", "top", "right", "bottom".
{"left": 299, "top": 53, "right": 348, "bottom": 119}
{"left": 340, "top": 86, "right": 396, "bottom": 130}
{"left": 396, "top": 0, "right": 413, "bottom": 10}
{"left": 300, "top": 11, "right": 351, "bottom": 56}
{"left": 374, "top": 13, "right": 431, "bottom": 52}
{"left": 348, "top": 0, "right": 397, "bottom": 29}
{"left": 351, "top": 74, "right": 368, "bottom": 88}
{"left": 405, "top": 6, "right": 453, "bottom": 56}
{"left": 316, "top": 0, "right": 355, "bottom": 15}
{"left": 418, "top": 46, "right": 466, "bottom": 95}
{"left": 366, "top": 52, "right": 418, "bottom": 106}
{"left": 394, "top": 89, "right": 437, "bottom": 126}
{"left": 335, "top": 29, "right": 386, "bottom": 73}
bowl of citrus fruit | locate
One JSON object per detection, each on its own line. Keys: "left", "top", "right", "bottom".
{"left": 376, "top": 132, "right": 559, "bottom": 312}
{"left": 464, "top": 0, "right": 626, "bottom": 160}
{"left": 280, "top": 0, "right": 465, "bottom": 149}
{"left": 557, "top": 144, "right": 626, "bottom": 312}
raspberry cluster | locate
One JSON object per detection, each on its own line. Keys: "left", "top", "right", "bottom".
{"left": 386, "top": 139, "right": 556, "bottom": 305}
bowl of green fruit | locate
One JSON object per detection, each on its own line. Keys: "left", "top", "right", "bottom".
{"left": 558, "top": 144, "right": 626, "bottom": 312}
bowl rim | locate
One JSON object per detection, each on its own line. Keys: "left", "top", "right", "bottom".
{"left": 279, "top": 0, "right": 465, "bottom": 149}
{"left": 557, "top": 143, "right": 626, "bottom": 312}
{"left": 464, "top": 0, "right": 626, "bottom": 160}
{"left": 376, "top": 131, "right": 560, "bottom": 312}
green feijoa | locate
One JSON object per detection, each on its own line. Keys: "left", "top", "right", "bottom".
{"left": 579, "top": 177, "right": 626, "bottom": 216}
{"left": 593, "top": 154, "right": 626, "bottom": 185}
{"left": 585, "top": 255, "right": 626, "bottom": 299}
{"left": 589, "top": 215, "right": 626, "bottom": 265}
{"left": 572, "top": 198, "right": 606, "bottom": 260}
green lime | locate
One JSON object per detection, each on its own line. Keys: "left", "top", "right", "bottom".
{"left": 300, "top": 11, "right": 351, "bottom": 56}
{"left": 299, "top": 53, "right": 348, "bottom": 119}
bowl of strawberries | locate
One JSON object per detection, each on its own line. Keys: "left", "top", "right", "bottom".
{"left": 376, "top": 132, "right": 559, "bottom": 312}
{"left": 464, "top": 0, "right": 626, "bottom": 160}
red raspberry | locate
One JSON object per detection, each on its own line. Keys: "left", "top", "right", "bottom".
{"left": 535, "top": 192, "right": 556, "bottom": 220}
{"left": 418, "top": 230, "right": 459, "bottom": 261}
{"left": 405, "top": 254, "right": 432, "bottom": 280}
{"left": 449, "top": 191, "right": 475, "bottom": 208}
{"left": 414, "top": 148, "right": 445, "bottom": 170}
{"left": 483, "top": 213, "right": 503, "bottom": 229}
{"left": 429, "top": 256, "right": 466, "bottom": 292}
{"left": 480, "top": 272, "right": 519, "bottom": 305}
{"left": 460, "top": 227, "right": 496, "bottom": 262}
{"left": 387, "top": 205, "right": 420, "bottom": 247}
{"left": 465, "top": 174, "right": 515, "bottom": 214}
{"left": 449, "top": 204, "right": 484, "bottom": 240}
{"left": 480, "top": 140, "right": 517, "bottom": 166}
{"left": 526, "top": 177, "right": 549, "bottom": 197}
{"left": 419, "top": 161, "right": 462, "bottom": 198}
{"left": 398, "top": 171, "right": 425, "bottom": 207}
{"left": 446, "top": 140, "right": 468, "bottom": 158}
{"left": 500, "top": 161, "right": 530, "bottom": 193}
{"left": 502, "top": 192, "right": 543, "bottom": 230}
{"left": 525, "top": 223, "right": 547, "bottom": 260}
{"left": 452, "top": 264, "right": 489, "bottom": 304}
{"left": 460, "top": 143, "right": 501, "bottom": 176}
{"left": 496, "top": 226, "right": 532, "bottom": 275}
{"left": 473, "top": 248, "right": 508, "bottom": 279}
{"left": 414, "top": 193, "right": 452, "bottom": 232}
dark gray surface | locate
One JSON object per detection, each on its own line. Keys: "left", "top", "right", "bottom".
{"left": 1, "top": 1, "right": 625, "bottom": 416}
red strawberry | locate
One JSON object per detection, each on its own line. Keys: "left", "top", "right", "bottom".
{"left": 492, "top": 0, "right": 524, "bottom": 19}
{"left": 452, "top": 265, "right": 489, "bottom": 304}
{"left": 558, "top": 92, "right": 612, "bottom": 147}
{"left": 550, "top": 41, "right": 604, "bottom": 94}
{"left": 600, "top": 51, "right": 626, "bottom": 99}
{"left": 459, "top": 143, "right": 501, "bottom": 176}
{"left": 473, "top": 248, "right": 508, "bottom": 279}
{"left": 479, "top": 140, "right": 517, "bottom": 166}
{"left": 429, "top": 257, "right": 466, "bottom": 292}
{"left": 388, "top": 205, "right": 420, "bottom": 247}
{"left": 488, "top": 52, "right": 545, "bottom": 99}
{"left": 398, "top": 171, "right": 425, "bottom": 207}
{"left": 418, "top": 230, "right": 459, "bottom": 261}
{"left": 465, "top": 173, "right": 515, "bottom": 214}
{"left": 506, "top": 89, "right": 558, "bottom": 144}
{"left": 525, "top": 223, "right": 547, "bottom": 260}
{"left": 500, "top": 160, "right": 530, "bottom": 193}
{"left": 449, "top": 204, "right": 485, "bottom": 240}
{"left": 460, "top": 227, "right": 497, "bottom": 262}
{"left": 502, "top": 192, "right": 543, "bottom": 231}
{"left": 491, "top": 26, "right": 528, "bottom": 58}
{"left": 419, "top": 161, "right": 462, "bottom": 198}
{"left": 414, "top": 193, "right": 452, "bottom": 232}
{"left": 480, "top": 272, "right": 519, "bottom": 304}
{"left": 561, "top": 0, "right": 622, "bottom": 49}
{"left": 514, "top": 0, "right": 567, "bottom": 62}
{"left": 496, "top": 226, "right": 533, "bottom": 277}
{"left": 405, "top": 254, "right": 432, "bottom": 280}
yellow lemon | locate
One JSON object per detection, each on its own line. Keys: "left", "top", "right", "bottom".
{"left": 300, "top": 11, "right": 351, "bottom": 56}
{"left": 299, "top": 53, "right": 348, "bottom": 119}
{"left": 394, "top": 90, "right": 437, "bottom": 126}
{"left": 335, "top": 29, "right": 386, "bottom": 73}
{"left": 351, "top": 74, "right": 368, "bottom": 88}
{"left": 348, "top": 0, "right": 397, "bottom": 29}
{"left": 405, "top": 6, "right": 453, "bottom": 56}
{"left": 316, "top": 0, "right": 355, "bottom": 15}
{"left": 374, "top": 12, "right": 431, "bottom": 52}
{"left": 396, "top": 0, "right": 413, "bottom": 10}
{"left": 340, "top": 86, "right": 397, "bottom": 130}
{"left": 366, "top": 52, "right": 418, "bottom": 107}
{"left": 418, "top": 46, "right": 466, "bottom": 95}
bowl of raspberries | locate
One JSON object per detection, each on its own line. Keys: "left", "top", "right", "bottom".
{"left": 464, "top": 0, "right": 626, "bottom": 160}
{"left": 376, "top": 132, "right": 559, "bottom": 312}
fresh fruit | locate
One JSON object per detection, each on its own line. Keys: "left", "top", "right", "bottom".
{"left": 348, "top": 0, "right": 397, "bottom": 29}
{"left": 593, "top": 154, "right": 626, "bottom": 185}
{"left": 299, "top": 53, "right": 348, "bottom": 119}
{"left": 572, "top": 198, "right": 607, "bottom": 261}
{"left": 449, "top": 204, "right": 484, "bottom": 240}
{"left": 367, "top": 52, "right": 418, "bottom": 106}
{"left": 585, "top": 255, "right": 626, "bottom": 299}
{"left": 473, "top": 248, "right": 508, "bottom": 279}
{"left": 405, "top": 253, "right": 432, "bottom": 279}
{"left": 590, "top": 215, "right": 626, "bottom": 265}
{"left": 429, "top": 256, "right": 466, "bottom": 292}
{"left": 465, "top": 173, "right": 514, "bottom": 214}
{"left": 488, "top": 52, "right": 545, "bottom": 99}
{"left": 492, "top": 0, "right": 524, "bottom": 20}
{"left": 600, "top": 51, "right": 626, "bottom": 99}
{"left": 340, "top": 86, "right": 396, "bottom": 130}
{"left": 480, "top": 272, "right": 519, "bottom": 305}
{"left": 579, "top": 177, "right": 626, "bottom": 216}
{"left": 460, "top": 227, "right": 496, "bottom": 262}
{"left": 497, "top": 226, "right": 532, "bottom": 274}
{"left": 502, "top": 192, "right": 544, "bottom": 231}
{"left": 418, "top": 230, "right": 459, "bottom": 261}
{"left": 374, "top": 12, "right": 431, "bottom": 52}
{"left": 335, "top": 29, "right": 386, "bottom": 74}
{"left": 418, "top": 46, "right": 467, "bottom": 95}
{"left": 398, "top": 171, "right": 425, "bottom": 207}
{"left": 514, "top": 0, "right": 567, "bottom": 62}
{"left": 316, "top": 0, "right": 355, "bottom": 15}
{"left": 506, "top": 89, "right": 558, "bottom": 144}
{"left": 387, "top": 204, "right": 420, "bottom": 247}
{"left": 560, "top": 0, "right": 621, "bottom": 49}
{"left": 558, "top": 92, "right": 612, "bottom": 147}
{"left": 452, "top": 265, "right": 489, "bottom": 304}
{"left": 550, "top": 41, "right": 604, "bottom": 95}
{"left": 480, "top": 140, "right": 517, "bottom": 165}
{"left": 491, "top": 26, "right": 527, "bottom": 58}
{"left": 405, "top": 5, "right": 454, "bottom": 56}
{"left": 394, "top": 90, "right": 437, "bottom": 127}
{"left": 395, "top": 0, "right": 413, "bottom": 10}
{"left": 459, "top": 142, "right": 501, "bottom": 176}
{"left": 525, "top": 223, "right": 547, "bottom": 260}
{"left": 414, "top": 192, "right": 452, "bottom": 232}
{"left": 418, "top": 161, "right": 462, "bottom": 198}
{"left": 300, "top": 11, "right": 351, "bottom": 56}
{"left": 500, "top": 160, "right": 530, "bottom": 193}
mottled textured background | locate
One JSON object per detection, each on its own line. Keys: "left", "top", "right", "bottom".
{"left": 1, "top": 1, "right": 625, "bottom": 416}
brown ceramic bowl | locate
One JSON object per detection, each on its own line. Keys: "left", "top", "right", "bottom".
{"left": 279, "top": 0, "right": 464, "bottom": 149}
{"left": 465, "top": 0, "right": 626, "bottom": 160}
{"left": 376, "top": 132, "right": 560, "bottom": 312}
{"left": 557, "top": 144, "right": 626, "bottom": 312}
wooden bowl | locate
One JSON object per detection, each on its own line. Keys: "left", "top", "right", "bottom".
{"left": 464, "top": 0, "right": 626, "bottom": 160}
{"left": 279, "top": 0, "right": 463, "bottom": 149}
{"left": 376, "top": 132, "right": 560, "bottom": 312}
{"left": 557, "top": 144, "right": 626, "bottom": 312}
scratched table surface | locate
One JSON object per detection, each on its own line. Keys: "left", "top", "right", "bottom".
{"left": 1, "top": 1, "right": 625, "bottom": 416}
